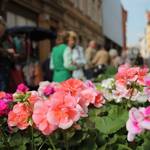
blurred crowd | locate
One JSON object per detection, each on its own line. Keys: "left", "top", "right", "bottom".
{"left": 50, "top": 30, "right": 144, "bottom": 83}
{"left": 0, "top": 16, "right": 145, "bottom": 92}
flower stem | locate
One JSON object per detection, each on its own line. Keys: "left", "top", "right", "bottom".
{"left": 48, "top": 136, "right": 56, "bottom": 150}
{"left": 31, "top": 127, "right": 35, "bottom": 150}
{"left": 129, "top": 88, "right": 134, "bottom": 101}
{"left": 0, "top": 128, "right": 10, "bottom": 149}
{"left": 0, "top": 128, "right": 5, "bottom": 143}
{"left": 38, "top": 140, "right": 45, "bottom": 150}
{"left": 63, "top": 132, "right": 69, "bottom": 150}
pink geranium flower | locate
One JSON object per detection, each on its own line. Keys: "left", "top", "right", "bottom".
{"left": 79, "top": 88, "right": 105, "bottom": 113}
{"left": 126, "top": 106, "right": 150, "bottom": 142}
{"left": 126, "top": 107, "right": 144, "bottom": 142}
{"left": 47, "top": 92, "right": 81, "bottom": 129}
{"left": 84, "top": 80, "right": 96, "bottom": 89}
{"left": 38, "top": 81, "right": 58, "bottom": 97}
{"left": 137, "top": 67, "right": 149, "bottom": 85}
{"left": 8, "top": 103, "right": 31, "bottom": 130}
{"left": 0, "top": 92, "right": 6, "bottom": 99}
{"left": 0, "top": 101, "right": 8, "bottom": 116}
{"left": 144, "top": 77, "right": 150, "bottom": 86}
{"left": 59, "top": 78, "right": 84, "bottom": 96}
{"left": 139, "top": 106, "right": 150, "bottom": 130}
{"left": 115, "top": 65, "right": 149, "bottom": 103}
{"left": 0, "top": 92, "right": 13, "bottom": 116}
{"left": 32, "top": 100, "right": 57, "bottom": 135}
{"left": 116, "top": 64, "right": 148, "bottom": 87}
{"left": 16, "top": 83, "right": 29, "bottom": 93}
{"left": 94, "top": 92, "right": 105, "bottom": 108}
{"left": 79, "top": 88, "right": 97, "bottom": 107}
{"left": 144, "top": 77, "right": 150, "bottom": 99}
{"left": 4, "top": 93, "right": 13, "bottom": 103}
{"left": 115, "top": 64, "right": 129, "bottom": 86}
{"left": 27, "top": 91, "right": 41, "bottom": 107}
{"left": 43, "top": 84, "right": 55, "bottom": 96}
{"left": 144, "top": 87, "right": 150, "bottom": 99}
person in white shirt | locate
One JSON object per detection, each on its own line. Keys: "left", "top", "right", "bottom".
{"left": 64, "top": 31, "right": 86, "bottom": 80}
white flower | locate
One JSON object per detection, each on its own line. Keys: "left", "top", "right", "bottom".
{"left": 101, "top": 78, "right": 115, "bottom": 90}
{"left": 112, "top": 90, "right": 124, "bottom": 103}
{"left": 103, "top": 90, "right": 113, "bottom": 101}
{"left": 132, "top": 92, "right": 148, "bottom": 103}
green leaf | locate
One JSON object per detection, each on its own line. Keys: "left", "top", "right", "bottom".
{"left": 68, "top": 130, "right": 87, "bottom": 146}
{"left": 117, "top": 144, "right": 132, "bottom": 150}
{"left": 65, "top": 128, "right": 75, "bottom": 140}
{"left": 8, "top": 133, "right": 30, "bottom": 148}
{"left": 34, "top": 136, "right": 43, "bottom": 146}
{"left": 17, "top": 144, "right": 26, "bottom": 150}
{"left": 139, "top": 139, "right": 150, "bottom": 150}
{"left": 98, "top": 135, "right": 118, "bottom": 150}
{"left": 78, "top": 139, "right": 97, "bottom": 150}
{"left": 90, "top": 105, "right": 128, "bottom": 134}
{"left": 14, "top": 93, "right": 31, "bottom": 103}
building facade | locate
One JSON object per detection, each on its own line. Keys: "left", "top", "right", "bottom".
{"left": 101, "top": 0, "right": 127, "bottom": 52}
{"left": 122, "top": 6, "right": 127, "bottom": 50}
{"left": 0, "top": 0, "right": 103, "bottom": 62}
{"left": 146, "top": 11, "right": 150, "bottom": 54}
{"left": 139, "top": 37, "right": 148, "bottom": 59}
{"left": 140, "top": 11, "right": 150, "bottom": 59}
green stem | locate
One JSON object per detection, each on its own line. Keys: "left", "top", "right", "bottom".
{"left": 129, "top": 88, "right": 134, "bottom": 101}
{"left": 0, "top": 128, "right": 5, "bottom": 143}
{"left": 38, "top": 140, "right": 45, "bottom": 150}
{"left": 0, "top": 128, "right": 10, "bottom": 149}
{"left": 129, "top": 78, "right": 139, "bottom": 100}
{"left": 31, "top": 127, "right": 35, "bottom": 150}
{"left": 48, "top": 136, "right": 56, "bottom": 150}
{"left": 63, "top": 132, "right": 69, "bottom": 150}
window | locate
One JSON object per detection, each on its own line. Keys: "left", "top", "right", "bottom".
{"left": 7, "top": 12, "right": 15, "bottom": 27}
{"left": 27, "top": 20, "right": 36, "bottom": 26}
{"left": 6, "top": 11, "right": 37, "bottom": 28}
{"left": 16, "top": 16, "right": 26, "bottom": 26}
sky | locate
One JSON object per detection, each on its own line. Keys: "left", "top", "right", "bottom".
{"left": 121, "top": 0, "right": 150, "bottom": 46}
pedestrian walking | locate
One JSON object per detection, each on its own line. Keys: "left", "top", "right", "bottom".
{"left": 109, "top": 49, "right": 121, "bottom": 68}
{"left": 92, "top": 45, "right": 109, "bottom": 66}
{"left": 66, "top": 31, "right": 86, "bottom": 80}
{"left": 0, "top": 17, "right": 15, "bottom": 91}
{"left": 85, "top": 40, "right": 97, "bottom": 69}
{"left": 50, "top": 31, "right": 73, "bottom": 82}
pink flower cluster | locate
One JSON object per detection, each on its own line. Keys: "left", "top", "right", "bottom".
{"left": 33, "top": 79, "right": 104, "bottom": 135}
{"left": 116, "top": 64, "right": 148, "bottom": 87}
{"left": 112, "top": 64, "right": 149, "bottom": 102}
{"left": 144, "top": 77, "right": 150, "bottom": 100}
{"left": 38, "top": 81, "right": 58, "bottom": 97}
{"left": 8, "top": 103, "right": 31, "bottom": 130}
{"left": 0, "top": 92, "right": 13, "bottom": 116}
{"left": 126, "top": 106, "right": 150, "bottom": 141}
{"left": 8, "top": 88, "right": 40, "bottom": 130}
{"left": 7, "top": 79, "right": 105, "bottom": 135}
{"left": 16, "top": 83, "right": 29, "bottom": 93}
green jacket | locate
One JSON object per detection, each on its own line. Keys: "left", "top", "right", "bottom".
{"left": 50, "top": 44, "right": 76, "bottom": 82}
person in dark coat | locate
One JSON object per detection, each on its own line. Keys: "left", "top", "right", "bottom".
{"left": 0, "top": 17, "right": 14, "bottom": 91}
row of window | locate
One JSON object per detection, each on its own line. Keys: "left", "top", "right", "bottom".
{"left": 6, "top": 11, "right": 36, "bottom": 28}
{"left": 70, "top": 0, "right": 101, "bottom": 25}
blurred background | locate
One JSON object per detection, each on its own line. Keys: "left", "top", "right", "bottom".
{"left": 0, "top": 0, "right": 150, "bottom": 92}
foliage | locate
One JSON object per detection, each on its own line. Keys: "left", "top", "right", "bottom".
{"left": 94, "top": 66, "right": 117, "bottom": 82}
{"left": 1, "top": 64, "right": 150, "bottom": 150}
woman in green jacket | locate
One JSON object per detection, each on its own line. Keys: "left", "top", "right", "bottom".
{"left": 50, "top": 31, "right": 76, "bottom": 82}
